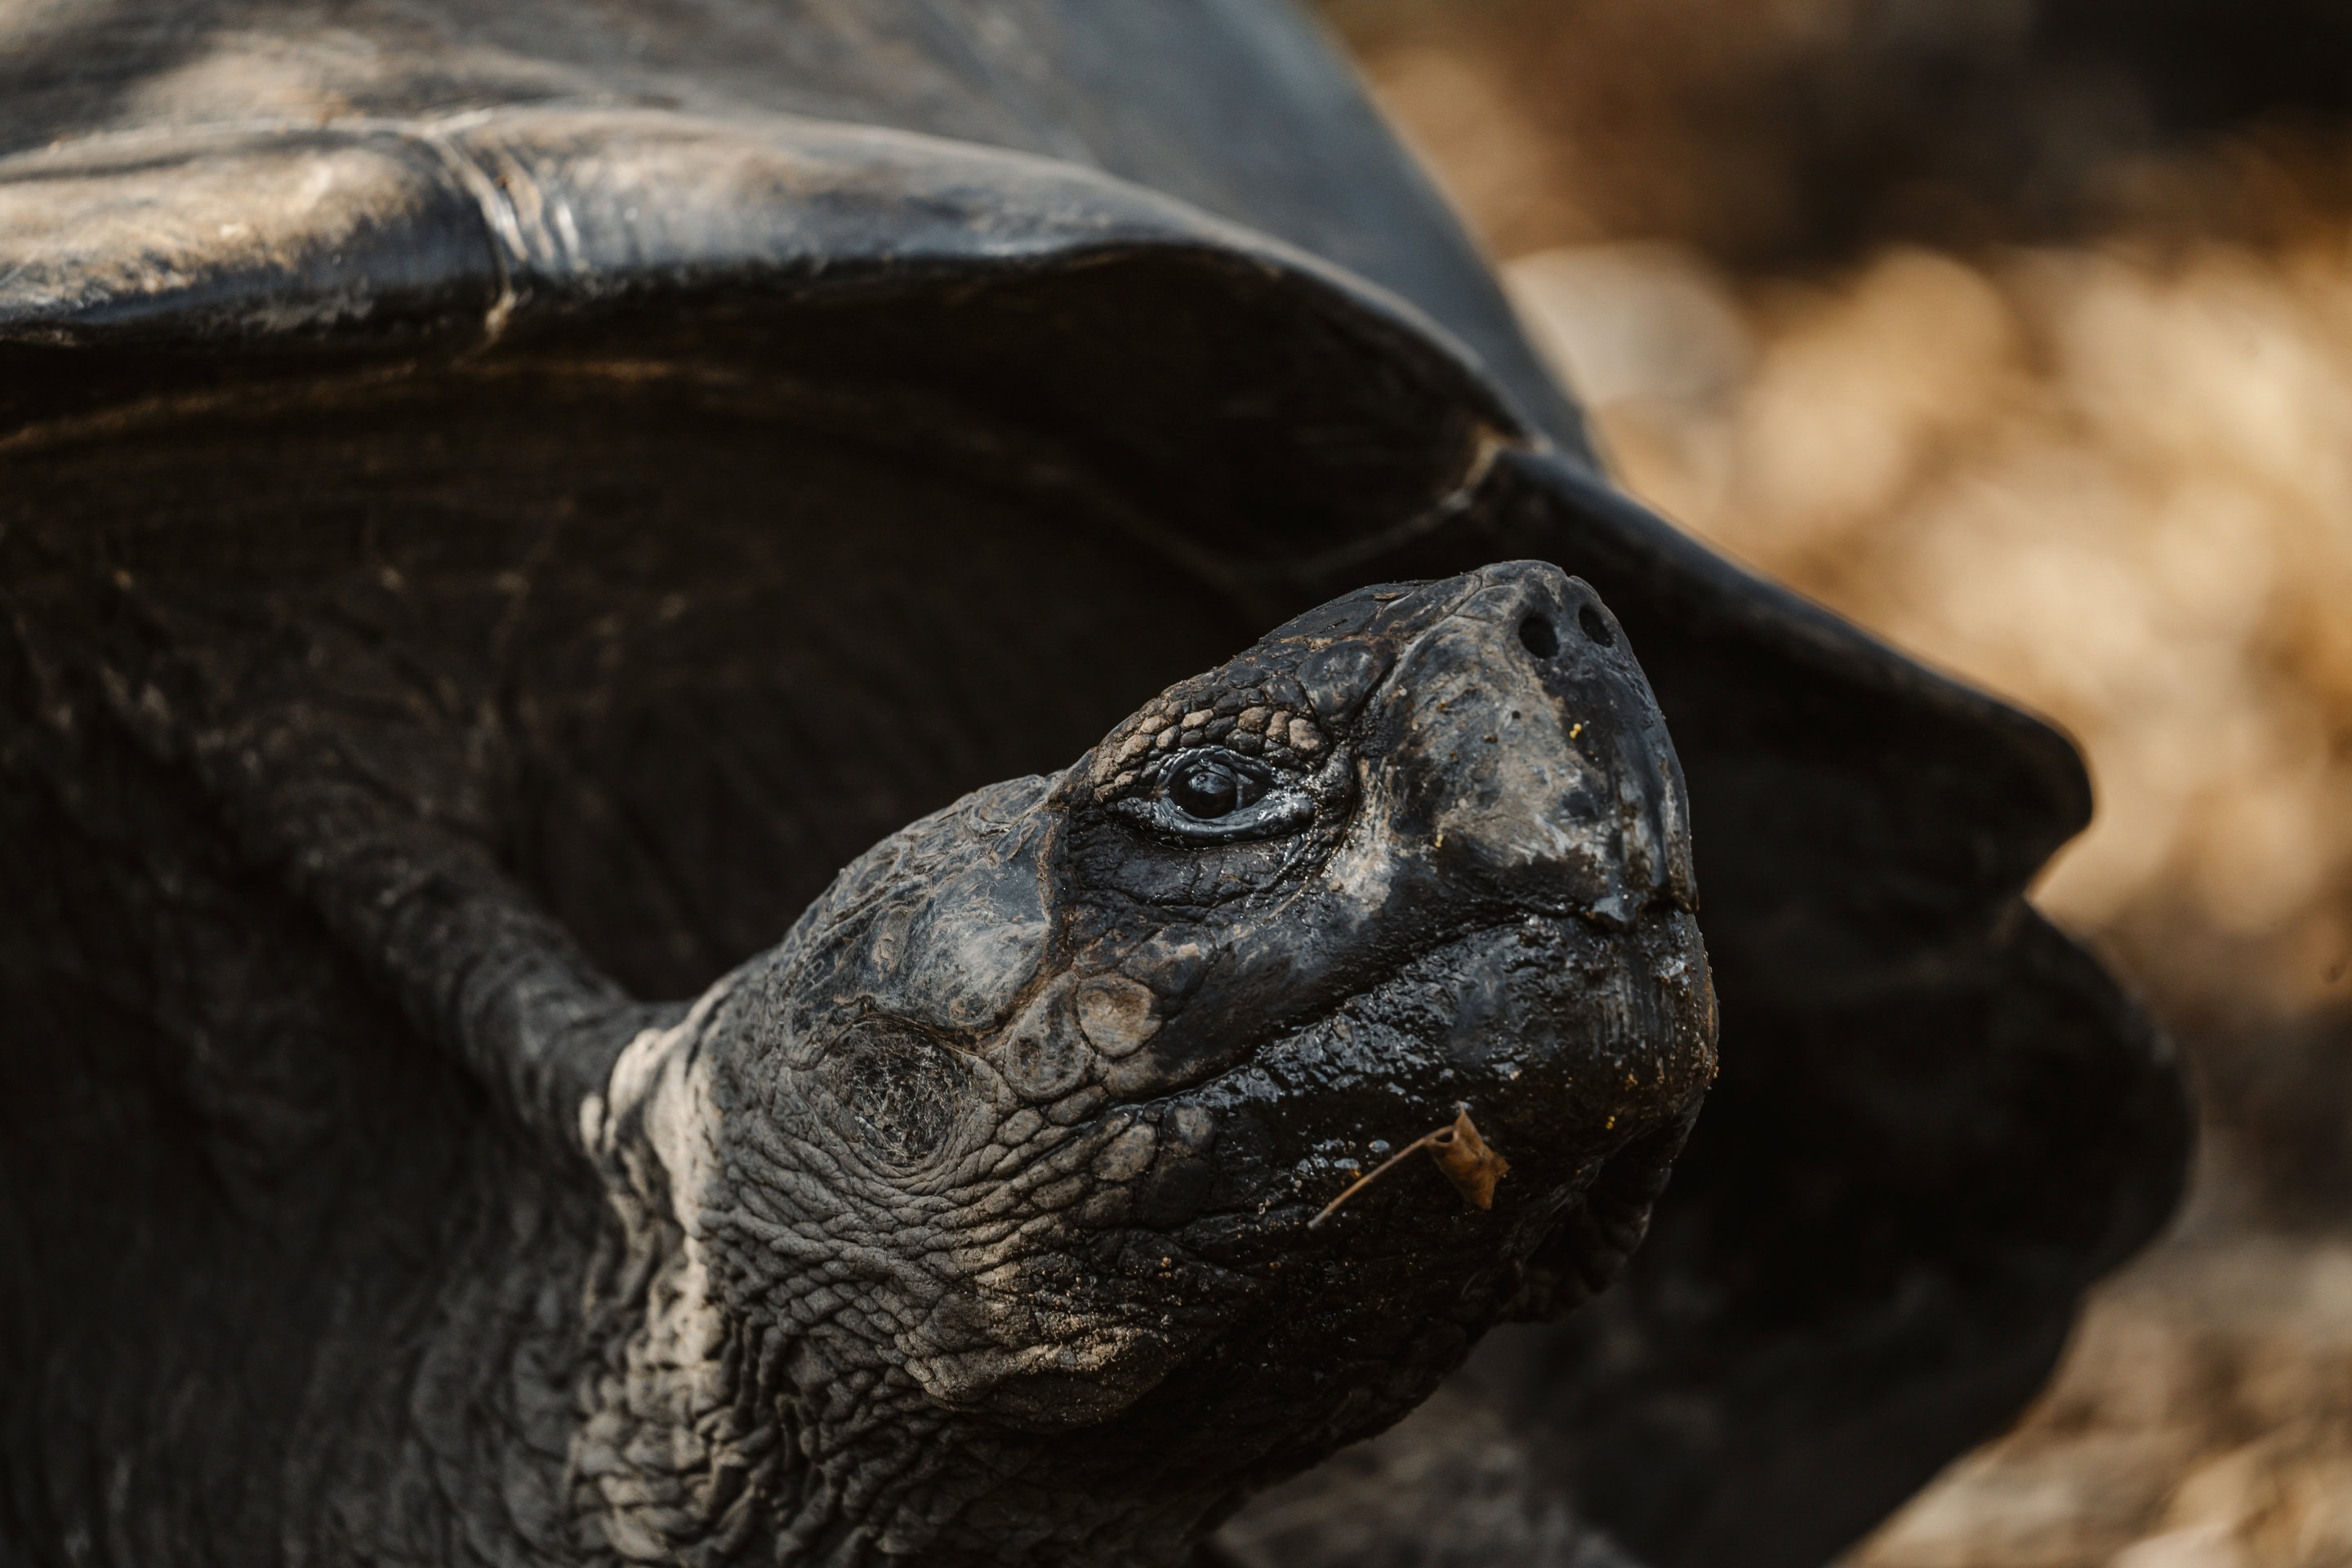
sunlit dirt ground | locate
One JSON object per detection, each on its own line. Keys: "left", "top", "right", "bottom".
{"left": 1318, "top": 3, "right": 2352, "bottom": 1564}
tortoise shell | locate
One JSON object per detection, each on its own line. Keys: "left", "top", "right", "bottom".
{"left": 0, "top": 5, "right": 2187, "bottom": 1566}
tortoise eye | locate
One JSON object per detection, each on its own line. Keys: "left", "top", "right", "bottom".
{"left": 1168, "top": 758, "right": 1267, "bottom": 819}
{"left": 1111, "top": 746, "right": 1314, "bottom": 844}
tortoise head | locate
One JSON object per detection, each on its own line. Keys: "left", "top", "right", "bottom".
{"left": 586, "top": 561, "right": 1715, "bottom": 1561}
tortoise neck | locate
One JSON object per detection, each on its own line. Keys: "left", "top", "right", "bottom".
{"left": 566, "top": 1200, "right": 1216, "bottom": 1567}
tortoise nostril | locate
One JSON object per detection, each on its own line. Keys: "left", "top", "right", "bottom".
{"left": 1517, "top": 614, "right": 1559, "bottom": 659}
{"left": 1577, "top": 604, "right": 1615, "bottom": 648}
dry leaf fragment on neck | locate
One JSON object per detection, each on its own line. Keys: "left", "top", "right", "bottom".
{"left": 1307, "top": 1109, "right": 1509, "bottom": 1230}
{"left": 1426, "top": 1110, "right": 1509, "bottom": 1206}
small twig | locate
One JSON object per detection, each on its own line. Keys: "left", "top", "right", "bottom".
{"left": 1306, "top": 1108, "right": 1509, "bottom": 1230}
{"left": 1306, "top": 1130, "right": 1445, "bottom": 1231}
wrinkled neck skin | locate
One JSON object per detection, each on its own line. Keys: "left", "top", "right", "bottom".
{"left": 561, "top": 565, "right": 1717, "bottom": 1567}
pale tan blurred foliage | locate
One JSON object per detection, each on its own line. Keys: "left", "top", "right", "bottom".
{"left": 1843, "top": 1226, "right": 2352, "bottom": 1568}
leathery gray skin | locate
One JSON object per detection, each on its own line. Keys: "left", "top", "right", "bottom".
{"left": 569, "top": 561, "right": 1715, "bottom": 1566}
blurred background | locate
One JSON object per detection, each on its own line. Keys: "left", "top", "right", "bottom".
{"left": 1309, "top": 2, "right": 2352, "bottom": 1565}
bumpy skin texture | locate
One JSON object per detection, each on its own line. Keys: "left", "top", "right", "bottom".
{"left": 566, "top": 565, "right": 1713, "bottom": 1564}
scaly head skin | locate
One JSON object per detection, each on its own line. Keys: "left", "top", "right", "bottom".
{"left": 576, "top": 562, "right": 1717, "bottom": 1566}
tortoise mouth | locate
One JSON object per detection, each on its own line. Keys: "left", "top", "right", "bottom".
{"left": 963, "top": 907, "right": 1711, "bottom": 1467}
{"left": 1088, "top": 904, "right": 1713, "bottom": 1278}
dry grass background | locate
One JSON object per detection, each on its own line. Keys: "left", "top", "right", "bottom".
{"left": 1312, "top": 2, "right": 2352, "bottom": 1564}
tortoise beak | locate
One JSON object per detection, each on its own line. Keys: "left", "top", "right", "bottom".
{"left": 1374, "top": 559, "right": 1696, "bottom": 929}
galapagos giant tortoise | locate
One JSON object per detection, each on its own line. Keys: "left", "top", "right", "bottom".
{"left": 0, "top": 4, "right": 2188, "bottom": 1566}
